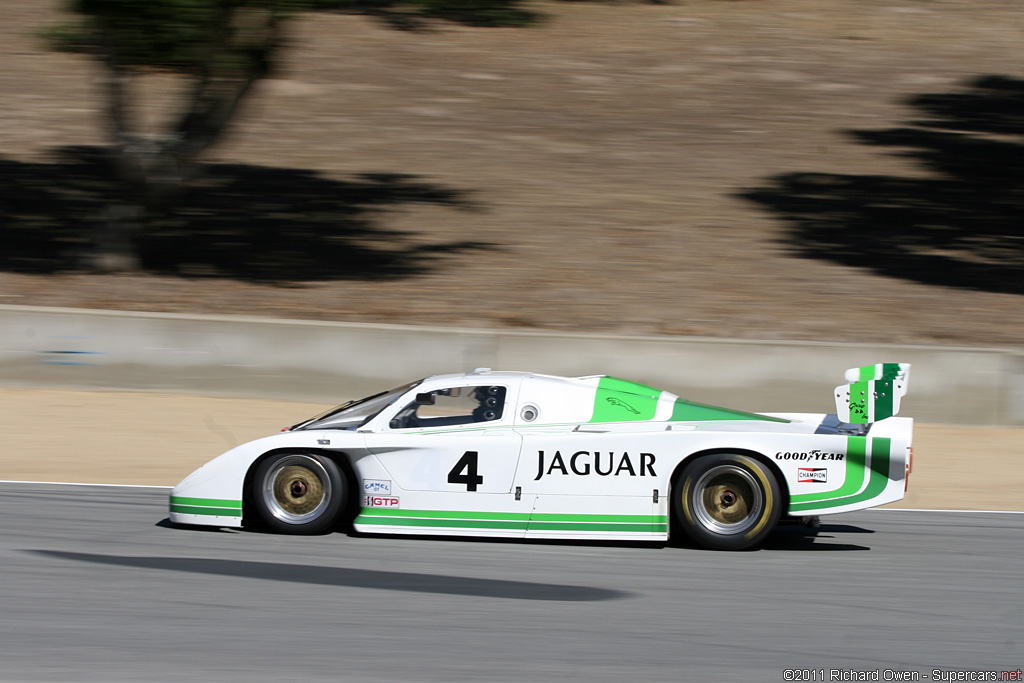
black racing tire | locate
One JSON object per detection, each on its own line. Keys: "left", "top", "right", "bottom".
{"left": 252, "top": 452, "right": 345, "bottom": 535}
{"left": 674, "top": 453, "right": 781, "bottom": 550}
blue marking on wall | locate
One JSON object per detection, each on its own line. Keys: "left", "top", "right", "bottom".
{"left": 39, "top": 350, "right": 107, "bottom": 366}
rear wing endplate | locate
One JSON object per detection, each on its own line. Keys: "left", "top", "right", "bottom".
{"left": 835, "top": 363, "right": 911, "bottom": 424}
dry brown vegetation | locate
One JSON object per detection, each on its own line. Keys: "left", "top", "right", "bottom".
{"left": 1, "top": 0, "right": 1022, "bottom": 346}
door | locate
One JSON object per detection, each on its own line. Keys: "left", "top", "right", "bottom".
{"left": 516, "top": 430, "right": 667, "bottom": 539}
{"left": 359, "top": 380, "right": 531, "bottom": 537}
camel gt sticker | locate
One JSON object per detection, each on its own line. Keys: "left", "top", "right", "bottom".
{"left": 362, "top": 479, "right": 391, "bottom": 495}
{"left": 798, "top": 468, "right": 828, "bottom": 483}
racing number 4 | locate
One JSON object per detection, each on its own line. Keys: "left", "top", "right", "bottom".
{"left": 448, "top": 451, "right": 484, "bottom": 491}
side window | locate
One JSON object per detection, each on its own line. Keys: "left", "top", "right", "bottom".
{"left": 389, "top": 385, "right": 507, "bottom": 429}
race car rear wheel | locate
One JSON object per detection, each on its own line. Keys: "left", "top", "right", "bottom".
{"left": 253, "top": 452, "right": 345, "bottom": 534}
{"left": 675, "top": 453, "right": 781, "bottom": 550}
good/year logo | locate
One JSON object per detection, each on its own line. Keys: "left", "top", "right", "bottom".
{"left": 775, "top": 450, "right": 845, "bottom": 462}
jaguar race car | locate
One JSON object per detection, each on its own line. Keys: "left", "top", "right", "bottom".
{"left": 169, "top": 364, "right": 913, "bottom": 550}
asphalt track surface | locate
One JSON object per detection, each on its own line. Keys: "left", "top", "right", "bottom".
{"left": 1, "top": 483, "right": 1021, "bottom": 682}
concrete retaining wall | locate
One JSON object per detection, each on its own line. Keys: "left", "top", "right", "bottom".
{"left": 2, "top": 305, "right": 1021, "bottom": 426}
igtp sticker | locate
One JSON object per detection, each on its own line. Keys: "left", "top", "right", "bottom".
{"left": 362, "top": 495, "right": 400, "bottom": 508}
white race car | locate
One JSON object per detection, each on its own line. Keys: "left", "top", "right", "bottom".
{"left": 169, "top": 364, "right": 912, "bottom": 550}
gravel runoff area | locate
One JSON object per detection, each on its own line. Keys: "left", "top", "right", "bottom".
{"left": 1, "top": 0, "right": 1023, "bottom": 347}
{"left": 2, "top": 387, "right": 1021, "bottom": 512}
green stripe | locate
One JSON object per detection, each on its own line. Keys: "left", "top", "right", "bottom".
{"left": 874, "top": 382, "right": 895, "bottom": 421}
{"left": 354, "top": 515, "right": 666, "bottom": 533}
{"left": 591, "top": 377, "right": 661, "bottom": 422}
{"left": 528, "top": 522, "right": 667, "bottom": 533}
{"left": 595, "top": 376, "right": 662, "bottom": 399}
{"left": 357, "top": 516, "right": 529, "bottom": 530}
{"left": 357, "top": 508, "right": 665, "bottom": 523}
{"left": 846, "top": 373, "right": 899, "bottom": 424}
{"left": 354, "top": 508, "right": 668, "bottom": 533}
{"left": 790, "top": 436, "right": 868, "bottom": 504}
{"left": 533, "top": 513, "right": 666, "bottom": 523}
{"left": 670, "top": 399, "right": 789, "bottom": 423}
{"left": 847, "top": 380, "right": 872, "bottom": 423}
{"left": 879, "top": 363, "right": 902, "bottom": 381}
{"left": 170, "top": 504, "right": 243, "bottom": 517}
{"left": 589, "top": 376, "right": 789, "bottom": 424}
{"left": 854, "top": 363, "right": 903, "bottom": 383}
{"left": 789, "top": 438, "right": 892, "bottom": 513}
{"left": 170, "top": 497, "right": 242, "bottom": 509}
{"left": 357, "top": 508, "right": 533, "bottom": 521}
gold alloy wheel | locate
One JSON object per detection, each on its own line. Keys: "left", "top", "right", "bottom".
{"left": 691, "top": 464, "right": 763, "bottom": 535}
{"left": 262, "top": 455, "right": 332, "bottom": 524}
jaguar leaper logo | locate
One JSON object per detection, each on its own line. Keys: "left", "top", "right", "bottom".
{"left": 605, "top": 397, "right": 640, "bottom": 414}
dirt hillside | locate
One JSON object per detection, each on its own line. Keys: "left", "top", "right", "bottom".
{"left": 1, "top": 0, "right": 1022, "bottom": 347}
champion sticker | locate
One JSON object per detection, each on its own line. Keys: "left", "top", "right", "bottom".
{"left": 362, "top": 495, "right": 400, "bottom": 508}
{"left": 362, "top": 479, "right": 391, "bottom": 495}
{"left": 798, "top": 468, "right": 828, "bottom": 483}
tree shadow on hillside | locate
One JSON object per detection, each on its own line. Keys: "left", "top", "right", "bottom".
{"left": 311, "top": 0, "right": 658, "bottom": 32}
{"left": 0, "top": 146, "right": 490, "bottom": 282}
{"left": 742, "top": 75, "right": 1024, "bottom": 295}
{"left": 311, "top": 0, "right": 540, "bottom": 29}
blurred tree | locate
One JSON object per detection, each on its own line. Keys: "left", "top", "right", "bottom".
{"left": 47, "top": 0, "right": 534, "bottom": 270}
{"left": 47, "top": 0, "right": 302, "bottom": 269}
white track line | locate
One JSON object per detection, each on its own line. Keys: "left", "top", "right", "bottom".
{"left": 0, "top": 480, "right": 171, "bottom": 489}
{"left": 0, "top": 480, "right": 1020, "bottom": 514}
{"left": 872, "top": 507, "right": 1024, "bottom": 514}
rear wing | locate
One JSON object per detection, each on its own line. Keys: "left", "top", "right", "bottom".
{"left": 834, "top": 363, "right": 910, "bottom": 424}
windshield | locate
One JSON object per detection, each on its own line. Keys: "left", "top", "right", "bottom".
{"left": 291, "top": 380, "right": 422, "bottom": 431}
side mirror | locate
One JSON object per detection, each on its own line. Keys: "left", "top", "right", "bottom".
{"left": 415, "top": 392, "right": 436, "bottom": 406}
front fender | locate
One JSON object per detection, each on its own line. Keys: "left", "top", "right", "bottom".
{"left": 168, "top": 430, "right": 334, "bottom": 527}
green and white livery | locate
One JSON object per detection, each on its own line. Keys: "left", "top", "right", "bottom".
{"left": 170, "top": 365, "right": 914, "bottom": 550}
{"left": 835, "top": 362, "right": 911, "bottom": 424}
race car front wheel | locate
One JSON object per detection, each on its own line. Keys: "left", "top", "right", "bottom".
{"left": 675, "top": 453, "right": 781, "bottom": 550}
{"left": 253, "top": 452, "right": 345, "bottom": 534}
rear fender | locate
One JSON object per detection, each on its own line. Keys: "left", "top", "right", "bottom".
{"left": 667, "top": 447, "right": 790, "bottom": 520}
